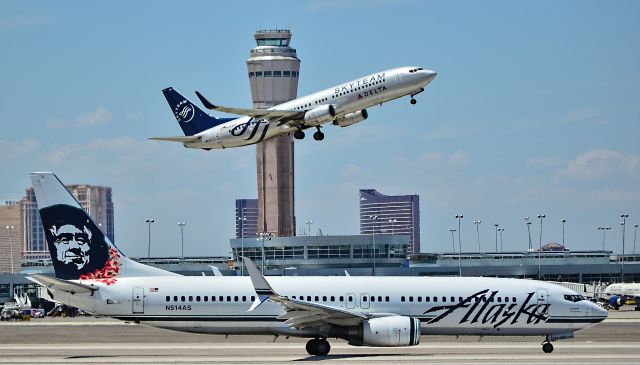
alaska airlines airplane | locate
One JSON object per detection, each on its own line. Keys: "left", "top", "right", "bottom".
{"left": 28, "top": 172, "right": 607, "bottom": 356}
{"left": 150, "top": 66, "right": 436, "bottom": 150}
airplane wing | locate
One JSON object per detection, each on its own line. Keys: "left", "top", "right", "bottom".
{"left": 148, "top": 136, "right": 200, "bottom": 143}
{"left": 243, "top": 257, "right": 367, "bottom": 328}
{"left": 195, "top": 91, "right": 304, "bottom": 121}
{"left": 27, "top": 274, "right": 99, "bottom": 294}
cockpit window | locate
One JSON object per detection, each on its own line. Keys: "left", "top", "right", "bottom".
{"left": 564, "top": 294, "right": 586, "bottom": 302}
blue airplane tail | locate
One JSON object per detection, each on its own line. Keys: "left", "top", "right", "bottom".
{"left": 162, "top": 87, "right": 234, "bottom": 136}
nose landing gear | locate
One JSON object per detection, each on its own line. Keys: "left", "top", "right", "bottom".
{"left": 409, "top": 87, "right": 425, "bottom": 105}
{"left": 542, "top": 336, "right": 554, "bottom": 353}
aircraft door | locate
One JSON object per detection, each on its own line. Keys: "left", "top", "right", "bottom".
{"left": 346, "top": 293, "right": 356, "bottom": 309}
{"left": 536, "top": 288, "right": 549, "bottom": 317}
{"left": 360, "top": 293, "right": 370, "bottom": 309}
{"left": 132, "top": 287, "right": 144, "bottom": 314}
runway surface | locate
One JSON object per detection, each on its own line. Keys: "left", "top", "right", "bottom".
{"left": 1, "top": 310, "right": 639, "bottom": 364}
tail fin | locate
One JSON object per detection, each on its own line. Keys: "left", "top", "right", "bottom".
{"left": 30, "top": 172, "right": 178, "bottom": 282}
{"left": 163, "top": 87, "right": 233, "bottom": 136}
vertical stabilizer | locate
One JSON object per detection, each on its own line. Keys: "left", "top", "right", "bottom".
{"left": 30, "top": 172, "right": 178, "bottom": 282}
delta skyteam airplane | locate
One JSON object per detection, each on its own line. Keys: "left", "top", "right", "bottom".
{"left": 28, "top": 172, "right": 607, "bottom": 356}
{"left": 150, "top": 66, "right": 436, "bottom": 150}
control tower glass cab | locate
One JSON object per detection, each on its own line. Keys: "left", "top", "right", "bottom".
{"left": 247, "top": 29, "right": 300, "bottom": 109}
{"left": 247, "top": 30, "right": 298, "bottom": 238}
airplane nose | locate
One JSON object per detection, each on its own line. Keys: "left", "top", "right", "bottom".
{"left": 421, "top": 70, "right": 437, "bottom": 83}
{"left": 589, "top": 302, "right": 608, "bottom": 322}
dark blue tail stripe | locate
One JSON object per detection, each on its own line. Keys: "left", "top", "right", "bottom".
{"left": 163, "top": 87, "right": 234, "bottom": 136}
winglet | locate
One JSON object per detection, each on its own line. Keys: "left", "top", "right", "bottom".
{"left": 195, "top": 91, "right": 217, "bottom": 110}
{"left": 243, "top": 257, "right": 276, "bottom": 311}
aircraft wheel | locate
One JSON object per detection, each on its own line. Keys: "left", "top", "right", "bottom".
{"left": 410, "top": 98, "right": 417, "bottom": 105}
{"left": 316, "top": 339, "right": 331, "bottom": 356}
{"left": 294, "top": 130, "right": 305, "bottom": 140}
{"left": 313, "top": 131, "right": 325, "bottom": 141}
{"left": 305, "top": 339, "right": 316, "bottom": 355}
{"left": 542, "top": 342, "right": 554, "bottom": 353}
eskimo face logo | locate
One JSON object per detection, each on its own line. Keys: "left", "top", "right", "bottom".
{"left": 50, "top": 224, "right": 92, "bottom": 269}
{"left": 174, "top": 100, "right": 194, "bottom": 123}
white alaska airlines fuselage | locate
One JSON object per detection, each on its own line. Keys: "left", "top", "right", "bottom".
{"left": 155, "top": 66, "right": 436, "bottom": 149}
{"left": 28, "top": 172, "right": 606, "bottom": 355}
{"left": 53, "top": 275, "right": 606, "bottom": 338}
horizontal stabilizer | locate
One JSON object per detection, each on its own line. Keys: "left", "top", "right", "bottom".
{"left": 149, "top": 136, "right": 200, "bottom": 143}
{"left": 28, "top": 274, "right": 98, "bottom": 294}
{"left": 195, "top": 91, "right": 303, "bottom": 120}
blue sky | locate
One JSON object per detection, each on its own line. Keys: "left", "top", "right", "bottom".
{"left": 1, "top": 0, "right": 639, "bottom": 257}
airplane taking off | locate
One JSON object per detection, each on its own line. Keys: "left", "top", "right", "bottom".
{"left": 28, "top": 172, "right": 607, "bottom": 356}
{"left": 150, "top": 66, "right": 436, "bottom": 150}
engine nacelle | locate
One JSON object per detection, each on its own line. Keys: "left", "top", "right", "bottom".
{"left": 347, "top": 316, "right": 420, "bottom": 347}
{"left": 333, "top": 109, "right": 368, "bottom": 127}
{"left": 609, "top": 295, "right": 623, "bottom": 309}
{"left": 304, "top": 104, "right": 336, "bottom": 125}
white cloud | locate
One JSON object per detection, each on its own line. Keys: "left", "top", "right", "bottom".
{"left": 557, "top": 149, "right": 640, "bottom": 179}
{"left": 126, "top": 112, "right": 142, "bottom": 121}
{"left": 0, "top": 139, "right": 40, "bottom": 160}
{"left": 418, "top": 150, "right": 470, "bottom": 166}
{"left": 563, "top": 107, "right": 608, "bottom": 125}
{"left": 46, "top": 107, "right": 112, "bottom": 129}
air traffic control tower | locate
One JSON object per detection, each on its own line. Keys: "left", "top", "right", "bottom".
{"left": 247, "top": 30, "right": 299, "bottom": 237}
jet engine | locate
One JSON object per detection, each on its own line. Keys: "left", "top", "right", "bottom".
{"left": 304, "top": 104, "right": 336, "bottom": 125}
{"left": 333, "top": 109, "right": 368, "bottom": 127}
{"left": 342, "top": 316, "right": 421, "bottom": 347}
{"left": 609, "top": 295, "right": 623, "bottom": 309}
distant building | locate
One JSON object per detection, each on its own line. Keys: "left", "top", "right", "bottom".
{"left": 0, "top": 201, "right": 22, "bottom": 273}
{"left": 21, "top": 184, "right": 114, "bottom": 261}
{"left": 235, "top": 199, "right": 258, "bottom": 238}
{"left": 359, "top": 189, "right": 420, "bottom": 254}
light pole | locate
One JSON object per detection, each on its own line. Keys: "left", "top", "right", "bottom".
{"left": 537, "top": 214, "right": 546, "bottom": 280}
{"left": 473, "top": 220, "right": 481, "bottom": 252}
{"left": 145, "top": 219, "right": 154, "bottom": 258}
{"left": 634, "top": 224, "right": 638, "bottom": 255}
{"left": 498, "top": 228, "right": 505, "bottom": 251}
{"left": 369, "top": 215, "right": 379, "bottom": 276}
{"left": 6, "top": 226, "right": 15, "bottom": 274}
{"left": 455, "top": 214, "right": 463, "bottom": 277}
{"left": 620, "top": 213, "right": 629, "bottom": 282}
{"left": 178, "top": 221, "right": 186, "bottom": 259}
{"left": 237, "top": 216, "right": 246, "bottom": 276}
{"left": 257, "top": 231, "right": 273, "bottom": 274}
{"left": 305, "top": 219, "right": 313, "bottom": 236}
{"left": 449, "top": 228, "right": 456, "bottom": 252}
{"left": 598, "top": 226, "right": 611, "bottom": 250}
{"left": 494, "top": 224, "right": 499, "bottom": 252}
{"left": 525, "top": 217, "right": 532, "bottom": 251}
{"left": 561, "top": 218, "right": 566, "bottom": 246}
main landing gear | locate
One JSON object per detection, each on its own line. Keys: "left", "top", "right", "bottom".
{"left": 306, "top": 338, "right": 331, "bottom": 356}
{"left": 313, "top": 127, "right": 325, "bottom": 141}
{"left": 410, "top": 87, "right": 425, "bottom": 105}
{"left": 542, "top": 336, "right": 554, "bottom": 353}
{"left": 294, "top": 129, "right": 305, "bottom": 140}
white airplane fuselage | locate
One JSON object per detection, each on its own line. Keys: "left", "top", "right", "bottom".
{"left": 186, "top": 67, "right": 435, "bottom": 149}
{"left": 55, "top": 275, "right": 606, "bottom": 337}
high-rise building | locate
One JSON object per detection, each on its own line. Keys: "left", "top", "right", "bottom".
{"left": 247, "top": 29, "right": 300, "bottom": 237}
{"left": 359, "top": 189, "right": 421, "bottom": 254}
{"left": 0, "top": 201, "right": 22, "bottom": 273}
{"left": 21, "top": 184, "right": 114, "bottom": 261}
{"left": 235, "top": 199, "right": 258, "bottom": 239}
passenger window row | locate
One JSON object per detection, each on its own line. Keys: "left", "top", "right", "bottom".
{"left": 249, "top": 71, "right": 298, "bottom": 78}
{"left": 290, "top": 295, "right": 391, "bottom": 303}
{"left": 400, "top": 295, "right": 517, "bottom": 303}
{"left": 165, "top": 295, "right": 256, "bottom": 303}
{"left": 334, "top": 79, "right": 386, "bottom": 97}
